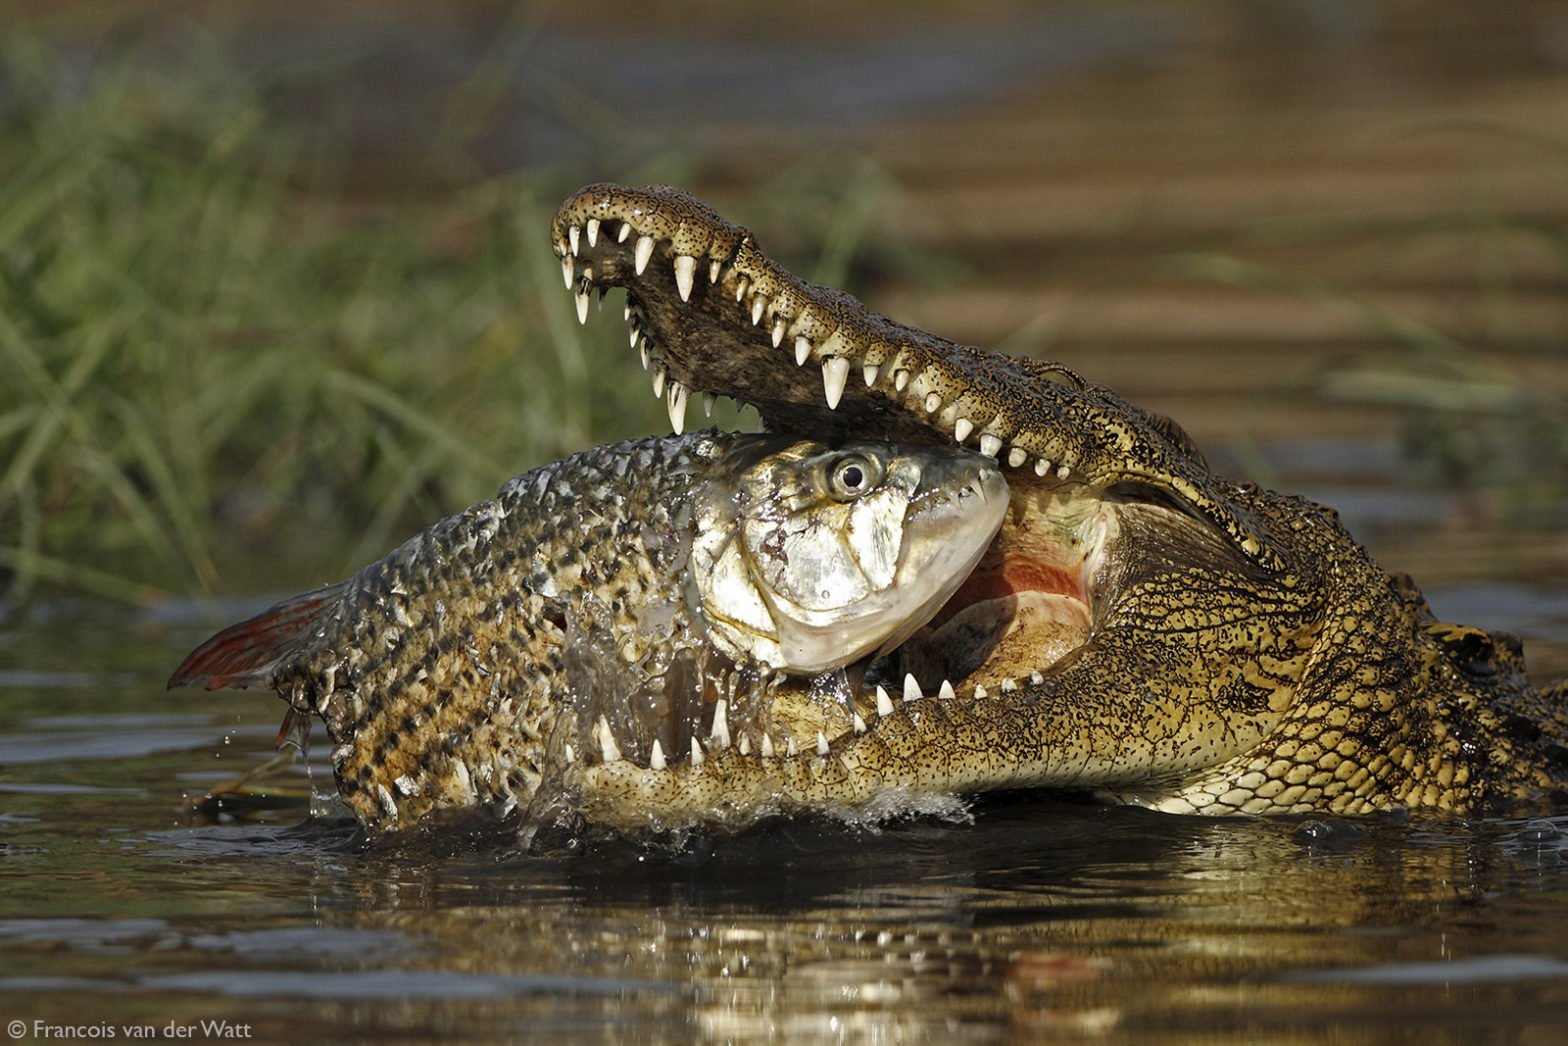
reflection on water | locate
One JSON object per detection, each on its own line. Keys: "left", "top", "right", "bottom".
{"left": 2, "top": 597, "right": 1568, "bottom": 1040}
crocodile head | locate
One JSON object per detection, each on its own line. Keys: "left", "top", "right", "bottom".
{"left": 549, "top": 184, "right": 1567, "bottom": 830}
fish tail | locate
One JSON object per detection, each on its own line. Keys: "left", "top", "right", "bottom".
{"left": 167, "top": 582, "right": 347, "bottom": 691}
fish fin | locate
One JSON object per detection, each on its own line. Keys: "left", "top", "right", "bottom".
{"left": 167, "top": 583, "right": 348, "bottom": 691}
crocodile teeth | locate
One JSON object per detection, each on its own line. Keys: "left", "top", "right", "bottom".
{"left": 574, "top": 287, "right": 590, "bottom": 325}
{"left": 795, "top": 335, "right": 813, "bottom": 366}
{"left": 734, "top": 276, "right": 749, "bottom": 303}
{"left": 862, "top": 363, "right": 879, "bottom": 387}
{"left": 761, "top": 733, "right": 775, "bottom": 758}
{"left": 816, "top": 731, "right": 830, "bottom": 757}
{"left": 639, "top": 339, "right": 651, "bottom": 371}
{"left": 786, "top": 736, "right": 799, "bottom": 758}
{"left": 876, "top": 685, "right": 895, "bottom": 718}
{"left": 853, "top": 712, "right": 868, "bottom": 734}
{"left": 1030, "top": 670, "right": 1046, "bottom": 685}
{"left": 711, "top": 697, "right": 731, "bottom": 749}
{"left": 666, "top": 380, "right": 689, "bottom": 435}
{"left": 649, "top": 738, "right": 666, "bottom": 771}
{"left": 702, "top": 391, "right": 717, "bottom": 417}
{"left": 903, "top": 673, "right": 923, "bottom": 703}
{"left": 564, "top": 743, "right": 575, "bottom": 765}
{"left": 651, "top": 365, "right": 666, "bottom": 399}
{"left": 709, "top": 259, "right": 721, "bottom": 284}
{"left": 822, "top": 357, "right": 851, "bottom": 410}
{"left": 750, "top": 296, "right": 767, "bottom": 326}
{"left": 1057, "top": 464, "right": 1072, "bottom": 480}
{"left": 771, "top": 316, "right": 786, "bottom": 348}
{"left": 973, "top": 683, "right": 988, "bottom": 699}
{"left": 925, "top": 393, "right": 942, "bottom": 413}
{"left": 953, "top": 417, "right": 974, "bottom": 444}
{"left": 628, "top": 324, "right": 642, "bottom": 349}
{"left": 568, "top": 223, "right": 581, "bottom": 257}
{"left": 673, "top": 254, "right": 696, "bottom": 302}
{"left": 617, "top": 222, "right": 632, "bottom": 243}
{"left": 1000, "top": 678, "right": 1019, "bottom": 693}
{"left": 690, "top": 736, "right": 705, "bottom": 766}
{"left": 585, "top": 218, "right": 599, "bottom": 248}
{"left": 561, "top": 255, "right": 575, "bottom": 291}
{"left": 894, "top": 369, "right": 910, "bottom": 392}
{"left": 1035, "top": 458, "right": 1052, "bottom": 477}
{"left": 980, "top": 434, "right": 1003, "bottom": 459}
{"left": 939, "top": 680, "right": 956, "bottom": 700}
{"left": 634, "top": 235, "right": 655, "bottom": 275}
{"left": 596, "top": 715, "right": 621, "bottom": 762}
{"left": 738, "top": 732, "right": 751, "bottom": 757}
{"left": 1008, "top": 447, "right": 1028, "bottom": 468}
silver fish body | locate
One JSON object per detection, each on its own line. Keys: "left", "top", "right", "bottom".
{"left": 170, "top": 431, "right": 1006, "bottom": 831}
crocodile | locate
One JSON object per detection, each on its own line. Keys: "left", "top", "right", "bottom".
{"left": 547, "top": 182, "right": 1568, "bottom": 826}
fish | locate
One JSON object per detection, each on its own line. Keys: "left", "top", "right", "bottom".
{"left": 169, "top": 431, "right": 1007, "bottom": 832}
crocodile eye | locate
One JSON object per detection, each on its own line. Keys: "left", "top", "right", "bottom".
{"left": 827, "top": 453, "right": 878, "bottom": 501}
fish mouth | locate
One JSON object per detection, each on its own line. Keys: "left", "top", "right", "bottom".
{"left": 551, "top": 185, "right": 1109, "bottom": 780}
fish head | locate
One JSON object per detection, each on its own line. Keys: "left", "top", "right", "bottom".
{"left": 691, "top": 437, "right": 1008, "bottom": 673}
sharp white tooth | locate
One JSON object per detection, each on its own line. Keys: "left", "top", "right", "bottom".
{"left": 568, "top": 224, "right": 581, "bottom": 257}
{"left": 574, "top": 288, "right": 590, "bottom": 325}
{"left": 1000, "top": 678, "right": 1019, "bottom": 693}
{"left": 795, "top": 335, "right": 813, "bottom": 366}
{"left": 973, "top": 684, "right": 988, "bottom": 699}
{"left": 822, "top": 357, "right": 850, "bottom": 410}
{"left": 673, "top": 254, "right": 696, "bottom": 301}
{"left": 939, "top": 680, "right": 956, "bottom": 700}
{"left": 924, "top": 393, "right": 942, "bottom": 413}
{"left": 629, "top": 324, "right": 641, "bottom": 349}
{"left": 734, "top": 276, "right": 749, "bottom": 303}
{"left": 624, "top": 300, "right": 632, "bottom": 321}
{"left": 786, "top": 736, "right": 799, "bottom": 758}
{"left": 585, "top": 218, "right": 600, "bottom": 248}
{"left": 649, "top": 738, "right": 666, "bottom": 771}
{"left": 1035, "top": 458, "right": 1052, "bottom": 477}
{"left": 634, "top": 235, "right": 655, "bottom": 275}
{"left": 771, "top": 316, "right": 786, "bottom": 348}
{"left": 1057, "top": 464, "right": 1071, "bottom": 480}
{"left": 862, "top": 363, "right": 879, "bottom": 387}
{"left": 554, "top": 236, "right": 568, "bottom": 257}
{"left": 980, "top": 434, "right": 1003, "bottom": 459}
{"left": 702, "top": 391, "right": 717, "bottom": 417}
{"left": 709, "top": 259, "right": 721, "bottom": 284}
{"left": 597, "top": 715, "right": 622, "bottom": 762}
{"left": 853, "top": 712, "right": 867, "bottom": 734}
{"left": 738, "top": 733, "right": 751, "bottom": 757}
{"left": 750, "top": 296, "right": 766, "bottom": 326}
{"left": 690, "top": 736, "right": 704, "bottom": 766}
{"left": 761, "top": 733, "right": 775, "bottom": 758}
{"left": 617, "top": 222, "right": 632, "bottom": 243}
{"left": 876, "top": 685, "right": 895, "bottom": 718}
{"left": 894, "top": 369, "right": 909, "bottom": 392}
{"left": 816, "top": 731, "right": 829, "bottom": 756}
{"left": 639, "top": 340, "right": 651, "bottom": 370}
{"left": 953, "top": 417, "right": 974, "bottom": 444}
{"left": 561, "top": 255, "right": 575, "bottom": 290}
{"left": 1030, "top": 670, "right": 1046, "bottom": 685}
{"left": 711, "top": 697, "right": 731, "bottom": 749}
{"left": 1008, "top": 447, "right": 1028, "bottom": 468}
{"left": 564, "top": 743, "right": 575, "bottom": 765}
{"left": 666, "top": 380, "right": 689, "bottom": 434}
{"left": 652, "top": 366, "right": 666, "bottom": 398}
{"left": 903, "top": 673, "right": 923, "bottom": 703}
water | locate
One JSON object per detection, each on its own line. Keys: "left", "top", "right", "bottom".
{"left": 3, "top": 577, "right": 1568, "bottom": 1042}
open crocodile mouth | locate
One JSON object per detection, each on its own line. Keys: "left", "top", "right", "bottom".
{"left": 546, "top": 185, "right": 1256, "bottom": 793}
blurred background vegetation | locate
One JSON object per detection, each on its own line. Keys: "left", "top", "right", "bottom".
{"left": 1, "top": 0, "right": 1565, "bottom": 604}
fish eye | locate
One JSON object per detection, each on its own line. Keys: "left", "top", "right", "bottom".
{"left": 827, "top": 453, "right": 879, "bottom": 500}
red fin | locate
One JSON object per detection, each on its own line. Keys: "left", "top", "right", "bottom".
{"left": 167, "top": 583, "right": 347, "bottom": 691}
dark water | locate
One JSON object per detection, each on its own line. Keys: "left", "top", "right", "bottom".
{"left": 3, "top": 569, "right": 1568, "bottom": 1043}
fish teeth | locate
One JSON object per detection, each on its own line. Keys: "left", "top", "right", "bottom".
{"left": 876, "top": 685, "right": 895, "bottom": 718}
{"left": 666, "top": 380, "right": 689, "bottom": 434}
{"left": 711, "top": 697, "right": 731, "bottom": 749}
{"left": 979, "top": 434, "right": 1003, "bottom": 459}
{"left": 953, "top": 417, "right": 974, "bottom": 444}
{"left": 585, "top": 218, "right": 600, "bottom": 248}
{"left": 816, "top": 731, "right": 829, "bottom": 757}
{"left": 673, "top": 254, "right": 696, "bottom": 302}
{"left": 795, "top": 335, "right": 813, "bottom": 366}
{"left": 649, "top": 738, "right": 666, "bottom": 771}
{"left": 822, "top": 357, "right": 850, "bottom": 410}
{"left": 596, "top": 715, "right": 622, "bottom": 762}
{"left": 903, "top": 673, "right": 923, "bottom": 703}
